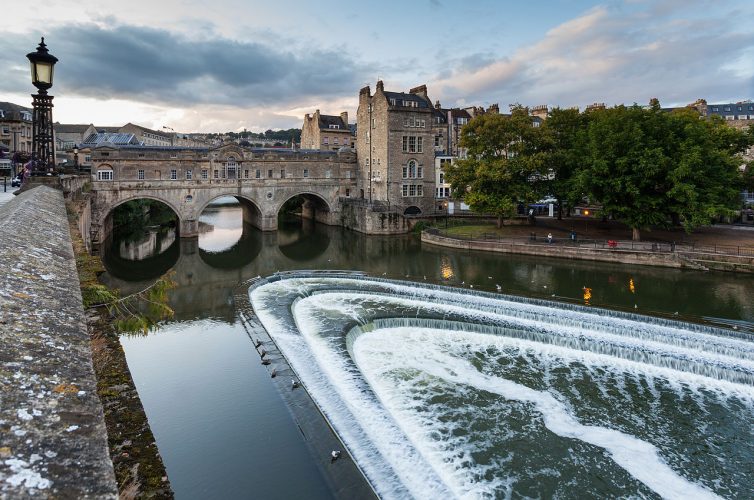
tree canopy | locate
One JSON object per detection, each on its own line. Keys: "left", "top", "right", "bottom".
{"left": 444, "top": 107, "right": 547, "bottom": 227}
{"left": 448, "top": 101, "right": 752, "bottom": 239}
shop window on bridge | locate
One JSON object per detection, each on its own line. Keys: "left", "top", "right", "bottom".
{"left": 169, "top": 169, "right": 177, "bottom": 180}
{"left": 255, "top": 169, "right": 261, "bottom": 179}
{"left": 97, "top": 168, "right": 113, "bottom": 181}
{"left": 345, "top": 188, "right": 350, "bottom": 197}
{"left": 214, "top": 170, "right": 219, "bottom": 179}
{"left": 186, "top": 169, "right": 192, "bottom": 180}
{"left": 303, "top": 169, "right": 309, "bottom": 178}
{"left": 202, "top": 169, "right": 208, "bottom": 180}
{"left": 281, "top": 169, "right": 285, "bottom": 178}
{"left": 137, "top": 169, "right": 145, "bottom": 180}
{"left": 268, "top": 169, "right": 273, "bottom": 178}
{"left": 326, "top": 170, "right": 331, "bottom": 179}
{"left": 244, "top": 169, "right": 249, "bottom": 179}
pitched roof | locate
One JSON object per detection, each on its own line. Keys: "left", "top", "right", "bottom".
{"left": 318, "top": 114, "right": 348, "bottom": 130}
{"left": 122, "top": 122, "right": 169, "bottom": 138}
{"left": 54, "top": 123, "right": 93, "bottom": 134}
{"left": 82, "top": 132, "right": 140, "bottom": 146}
{"left": 0, "top": 102, "right": 32, "bottom": 113}
{"left": 383, "top": 91, "right": 431, "bottom": 108}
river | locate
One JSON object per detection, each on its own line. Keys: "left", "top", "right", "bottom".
{"left": 100, "top": 201, "right": 754, "bottom": 499}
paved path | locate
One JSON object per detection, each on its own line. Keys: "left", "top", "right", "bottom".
{"left": 0, "top": 185, "right": 18, "bottom": 208}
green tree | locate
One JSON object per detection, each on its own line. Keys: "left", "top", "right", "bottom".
{"left": 541, "top": 107, "right": 590, "bottom": 219}
{"left": 664, "top": 109, "right": 751, "bottom": 229}
{"left": 445, "top": 107, "right": 546, "bottom": 228}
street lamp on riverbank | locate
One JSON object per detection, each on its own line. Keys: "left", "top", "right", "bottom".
{"left": 27, "top": 37, "right": 58, "bottom": 177}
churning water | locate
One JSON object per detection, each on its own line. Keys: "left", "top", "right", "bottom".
{"left": 249, "top": 273, "right": 754, "bottom": 499}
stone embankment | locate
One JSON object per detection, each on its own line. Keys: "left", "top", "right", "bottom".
{"left": 0, "top": 186, "right": 117, "bottom": 497}
{"left": 421, "top": 230, "right": 754, "bottom": 272}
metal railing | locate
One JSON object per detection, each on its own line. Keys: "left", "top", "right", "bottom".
{"left": 426, "top": 228, "right": 754, "bottom": 257}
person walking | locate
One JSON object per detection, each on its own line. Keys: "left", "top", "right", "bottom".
{"left": 547, "top": 232, "right": 553, "bottom": 244}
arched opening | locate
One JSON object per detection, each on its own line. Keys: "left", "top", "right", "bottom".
{"left": 404, "top": 205, "right": 422, "bottom": 216}
{"left": 100, "top": 198, "right": 180, "bottom": 280}
{"left": 197, "top": 195, "right": 263, "bottom": 268}
{"left": 278, "top": 193, "right": 331, "bottom": 226}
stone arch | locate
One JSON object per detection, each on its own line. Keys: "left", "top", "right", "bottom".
{"left": 275, "top": 191, "right": 332, "bottom": 214}
{"left": 403, "top": 205, "right": 422, "bottom": 216}
{"left": 196, "top": 193, "right": 265, "bottom": 233}
{"left": 93, "top": 194, "right": 182, "bottom": 255}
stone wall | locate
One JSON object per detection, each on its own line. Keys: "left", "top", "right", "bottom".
{"left": 340, "top": 203, "right": 412, "bottom": 234}
{"left": 0, "top": 186, "right": 117, "bottom": 497}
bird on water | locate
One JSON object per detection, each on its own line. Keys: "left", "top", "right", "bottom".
{"left": 331, "top": 450, "right": 341, "bottom": 462}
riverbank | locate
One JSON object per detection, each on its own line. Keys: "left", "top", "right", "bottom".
{"left": 422, "top": 229, "right": 754, "bottom": 273}
{"left": 67, "top": 197, "right": 173, "bottom": 498}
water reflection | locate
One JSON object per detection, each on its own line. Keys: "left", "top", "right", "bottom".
{"left": 102, "top": 227, "right": 179, "bottom": 282}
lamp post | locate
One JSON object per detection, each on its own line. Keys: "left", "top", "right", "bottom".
{"left": 443, "top": 201, "right": 448, "bottom": 228}
{"left": 73, "top": 146, "right": 79, "bottom": 171}
{"left": 26, "top": 37, "right": 58, "bottom": 177}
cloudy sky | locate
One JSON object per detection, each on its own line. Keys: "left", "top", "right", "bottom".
{"left": 1, "top": 0, "right": 752, "bottom": 132}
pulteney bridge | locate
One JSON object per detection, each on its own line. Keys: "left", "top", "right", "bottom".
{"left": 87, "top": 142, "right": 358, "bottom": 251}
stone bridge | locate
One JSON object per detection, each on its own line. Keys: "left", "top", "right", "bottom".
{"left": 87, "top": 142, "right": 358, "bottom": 251}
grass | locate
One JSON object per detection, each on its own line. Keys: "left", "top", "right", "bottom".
{"left": 442, "top": 223, "right": 511, "bottom": 238}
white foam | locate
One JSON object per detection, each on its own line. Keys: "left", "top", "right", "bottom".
{"left": 354, "top": 327, "right": 722, "bottom": 500}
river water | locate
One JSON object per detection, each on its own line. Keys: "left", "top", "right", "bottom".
{"left": 100, "top": 202, "right": 754, "bottom": 499}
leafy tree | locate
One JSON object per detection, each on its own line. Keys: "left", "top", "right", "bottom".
{"left": 578, "top": 102, "right": 752, "bottom": 240}
{"left": 541, "top": 107, "right": 590, "bottom": 219}
{"left": 664, "top": 110, "right": 751, "bottom": 229}
{"left": 445, "top": 107, "right": 546, "bottom": 228}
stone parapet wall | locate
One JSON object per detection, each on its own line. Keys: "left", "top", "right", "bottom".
{"left": 0, "top": 186, "right": 117, "bottom": 497}
{"left": 422, "top": 231, "right": 685, "bottom": 269}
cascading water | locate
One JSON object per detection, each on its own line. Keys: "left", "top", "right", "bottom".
{"left": 249, "top": 272, "right": 754, "bottom": 499}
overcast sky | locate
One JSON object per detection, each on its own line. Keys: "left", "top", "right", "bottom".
{"left": 1, "top": 0, "right": 752, "bottom": 133}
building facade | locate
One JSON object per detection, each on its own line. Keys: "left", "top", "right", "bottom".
{"left": 0, "top": 102, "right": 33, "bottom": 155}
{"left": 356, "top": 81, "right": 437, "bottom": 214}
{"left": 301, "top": 110, "right": 353, "bottom": 151}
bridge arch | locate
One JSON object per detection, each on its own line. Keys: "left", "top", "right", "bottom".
{"left": 276, "top": 191, "right": 334, "bottom": 226}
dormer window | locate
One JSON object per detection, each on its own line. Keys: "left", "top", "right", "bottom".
{"left": 329, "top": 124, "right": 340, "bottom": 129}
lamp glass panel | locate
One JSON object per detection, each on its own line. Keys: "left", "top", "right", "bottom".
{"left": 35, "top": 62, "right": 52, "bottom": 85}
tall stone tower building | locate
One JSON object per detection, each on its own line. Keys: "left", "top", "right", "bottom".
{"left": 356, "top": 81, "right": 436, "bottom": 214}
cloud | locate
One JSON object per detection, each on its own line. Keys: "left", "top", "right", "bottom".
{"left": 434, "top": 3, "right": 754, "bottom": 109}
{"left": 0, "top": 22, "right": 364, "bottom": 108}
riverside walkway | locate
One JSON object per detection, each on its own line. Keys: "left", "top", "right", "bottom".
{"left": 422, "top": 228, "right": 754, "bottom": 273}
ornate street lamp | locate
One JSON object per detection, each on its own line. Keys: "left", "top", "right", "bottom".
{"left": 26, "top": 37, "right": 58, "bottom": 176}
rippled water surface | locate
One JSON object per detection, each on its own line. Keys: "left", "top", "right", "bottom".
{"left": 100, "top": 202, "right": 754, "bottom": 498}
{"left": 250, "top": 275, "right": 754, "bottom": 499}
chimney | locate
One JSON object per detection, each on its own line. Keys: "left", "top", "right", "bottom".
{"left": 340, "top": 111, "right": 348, "bottom": 127}
{"left": 409, "top": 84, "right": 428, "bottom": 98}
{"left": 435, "top": 100, "right": 442, "bottom": 110}
{"left": 360, "top": 85, "right": 371, "bottom": 97}
{"left": 376, "top": 80, "right": 384, "bottom": 93}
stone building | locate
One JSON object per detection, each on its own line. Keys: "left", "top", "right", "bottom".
{"left": 356, "top": 81, "right": 436, "bottom": 214}
{"left": 301, "top": 110, "right": 353, "bottom": 151}
{"left": 119, "top": 122, "right": 172, "bottom": 147}
{"left": 0, "top": 101, "right": 33, "bottom": 154}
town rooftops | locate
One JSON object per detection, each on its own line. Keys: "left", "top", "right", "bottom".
{"left": 0, "top": 102, "right": 32, "bottom": 120}
{"left": 384, "top": 91, "right": 431, "bottom": 108}
{"left": 82, "top": 132, "right": 140, "bottom": 146}
{"left": 53, "top": 123, "right": 93, "bottom": 134}
{"left": 318, "top": 114, "right": 348, "bottom": 130}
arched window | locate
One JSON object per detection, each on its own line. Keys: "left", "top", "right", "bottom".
{"left": 403, "top": 160, "right": 421, "bottom": 179}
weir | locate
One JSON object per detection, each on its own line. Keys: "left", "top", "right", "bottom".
{"left": 248, "top": 272, "right": 754, "bottom": 499}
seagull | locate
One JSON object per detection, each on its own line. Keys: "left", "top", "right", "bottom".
{"left": 331, "top": 450, "right": 341, "bottom": 462}
{"left": 551, "top": 294, "right": 556, "bottom": 297}
{"left": 291, "top": 379, "right": 299, "bottom": 389}
{"left": 259, "top": 348, "right": 267, "bottom": 358}
{"left": 634, "top": 304, "right": 638, "bottom": 309}
{"left": 470, "top": 284, "right": 474, "bottom": 289}
{"left": 496, "top": 284, "right": 502, "bottom": 292}
{"left": 253, "top": 338, "right": 262, "bottom": 348}
{"left": 270, "top": 369, "right": 277, "bottom": 378}
{"left": 488, "top": 276, "right": 493, "bottom": 279}
{"left": 423, "top": 275, "right": 427, "bottom": 280}
{"left": 382, "top": 272, "right": 387, "bottom": 276}
{"left": 461, "top": 281, "right": 465, "bottom": 285}
{"left": 405, "top": 274, "right": 410, "bottom": 278}
{"left": 262, "top": 359, "right": 271, "bottom": 365}
{"left": 543, "top": 285, "right": 547, "bottom": 289}
{"left": 673, "top": 311, "right": 679, "bottom": 316}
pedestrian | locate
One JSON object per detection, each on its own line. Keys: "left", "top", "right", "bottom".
{"left": 547, "top": 232, "right": 553, "bottom": 244}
